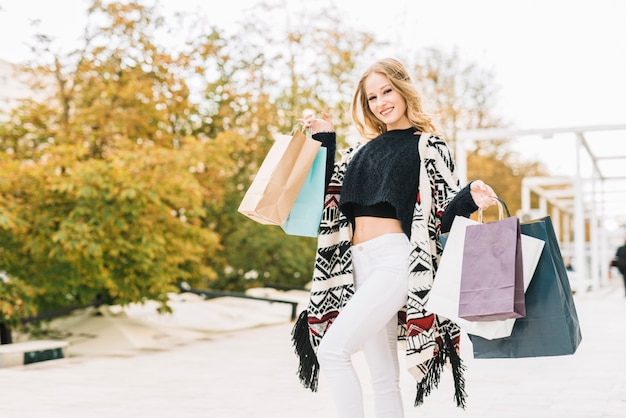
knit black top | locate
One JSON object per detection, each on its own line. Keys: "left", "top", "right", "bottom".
{"left": 339, "top": 127, "right": 421, "bottom": 237}
{"left": 312, "top": 129, "right": 478, "bottom": 237}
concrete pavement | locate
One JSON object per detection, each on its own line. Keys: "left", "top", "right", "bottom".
{"left": 0, "top": 281, "right": 625, "bottom": 417}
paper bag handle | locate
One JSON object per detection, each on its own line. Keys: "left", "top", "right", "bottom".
{"left": 290, "top": 124, "right": 313, "bottom": 139}
{"left": 477, "top": 197, "right": 511, "bottom": 223}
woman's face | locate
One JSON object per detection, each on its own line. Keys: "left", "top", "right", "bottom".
{"left": 364, "top": 72, "right": 410, "bottom": 131}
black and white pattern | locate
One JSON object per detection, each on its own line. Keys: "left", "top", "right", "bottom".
{"left": 291, "top": 135, "right": 468, "bottom": 408}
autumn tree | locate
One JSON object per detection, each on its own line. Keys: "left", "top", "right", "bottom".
{"left": 189, "top": 3, "right": 380, "bottom": 290}
{"left": 410, "top": 47, "right": 547, "bottom": 219}
{"left": 0, "top": 0, "right": 536, "bottom": 330}
{"left": 0, "top": 0, "right": 225, "bottom": 326}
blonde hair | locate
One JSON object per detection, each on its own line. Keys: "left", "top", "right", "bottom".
{"left": 351, "top": 57, "right": 437, "bottom": 140}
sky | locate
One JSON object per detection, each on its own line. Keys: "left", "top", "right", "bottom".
{"left": 1, "top": 0, "right": 625, "bottom": 225}
{"left": 1, "top": 0, "right": 625, "bottom": 129}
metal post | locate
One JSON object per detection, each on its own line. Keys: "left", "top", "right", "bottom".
{"left": 598, "top": 180, "right": 609, "bottom": 287}
{"left": 551, "top": 206, "right": 561, "bottom": 244}
{"left": 0, "top": 324, "right": 12, "bottom": 345}
{"left": 589, "top": 173, "right": 599, "bottom": 291}
{"left": 563, "top": 213, "right": 572, "bottom": 264}
{"left": 574, "top": 133, "right": 587, "bottom": 292}
{"left": 539, "top": 197, "right": 548, "bottom": 215}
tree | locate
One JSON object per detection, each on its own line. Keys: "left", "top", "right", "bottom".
{"left": 409, "top": 47, "right": 548, "bottom": 220}
{"left": 190, "top": 2, "right": 381, "bottom": 290}
{"left": 0, "top": 0, "right": 539, "bottom": 326}
{"left": 0, "top": 140, "right": 221, "bottom": 316}
{"left": 0, "top": 0, "right": 198, "bottom": 159}
{"left": 411, "top": 47, "right": 504, "bottom": 150}
{"left": 0, "top": 0, "right": 225, "bottom": 323}
{"left": 0, "top": 184, "right": 36, "bottom": 330}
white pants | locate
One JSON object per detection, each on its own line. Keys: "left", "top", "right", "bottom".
{"left": 317, "top": 233, "right": 410, "bottom": 418}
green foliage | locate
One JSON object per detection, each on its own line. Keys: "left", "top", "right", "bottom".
{"left": 0, "top": 277, "right": 36, "bottom": 327}
{"left": 0, "top": 142, "right": 220, "bottom": 314}
{"left": 198, "top": 130, "right": 318, "bottom": 292}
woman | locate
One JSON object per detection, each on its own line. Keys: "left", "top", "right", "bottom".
{"left": 292, "top": 57, "right": 497, "bottom": 417}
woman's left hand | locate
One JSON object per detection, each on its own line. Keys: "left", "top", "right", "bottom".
{"left": 470, "top": 180, "right": 498, "bottom": 210}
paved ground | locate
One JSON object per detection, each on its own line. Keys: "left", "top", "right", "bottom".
{"left": 0, "top": 281, "right": 625, "bottom": 418}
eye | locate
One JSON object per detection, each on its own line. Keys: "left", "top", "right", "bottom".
{"left": 383, "top": 88, "right": 393, "bottom": 95}
{"left": 367, "top": 95, "right": 377, "bottom": 102}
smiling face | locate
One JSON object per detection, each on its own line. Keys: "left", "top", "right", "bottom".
{"left": 364, "top": 72, "right": 411, "bottom": 131}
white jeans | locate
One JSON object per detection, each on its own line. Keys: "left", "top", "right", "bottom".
{"left": 317, "top": 233, "right": 410, "bottom": 418}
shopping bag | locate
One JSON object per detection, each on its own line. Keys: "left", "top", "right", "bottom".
{"left": 463, "top": 233, "right": 543, "bottom": 339}
{"left": 469, "top": 216, "right": 583, "bottom": 358}
{"left": 238, "top": 128, "right": 321, "bottom": 225}
{"left": 427, "top": 215, "right": 544, "bottom": 339}
{"left": 458, "top": 199, "right": 525, "bottom": 321}
{"left": 281, "top": 146, "right": 327, "bottom": 237}
{"left": 427, "top": 216, "right": 480, "bottom": 321}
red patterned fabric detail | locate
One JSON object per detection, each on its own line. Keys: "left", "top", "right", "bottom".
{"left": 324, "top": 195, "right": 339, "bottom": 208}
{"left": 406, "top": 315, "right": 435, "bottom": 337}
{"left": 308, "top": 312, "right": 338, "bottom": 337}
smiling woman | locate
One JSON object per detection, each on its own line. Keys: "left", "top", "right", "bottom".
{"left": 292, "top": 57, "right": 499, "bottom": 416}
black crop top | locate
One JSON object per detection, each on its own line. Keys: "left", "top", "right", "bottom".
{"left": 352, "top": 201, "right": 397, "bottom": 219}
{"left": 339, "top": 127, "right": 421, "bottom": 237}
{"left": 311, "top": 129, "right": 479, "bottom": 236}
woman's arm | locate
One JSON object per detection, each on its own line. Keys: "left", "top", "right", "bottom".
{"left": 423, "top": 135, "right": 497, "bottom": 233}
{"left": 440, "top": 180, "right": 498, "bottom": 233}
{"left": 440, "top": 183, "right": 478, "bottom": 233}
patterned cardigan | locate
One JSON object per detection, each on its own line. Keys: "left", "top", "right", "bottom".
{"left": 291, "top": 133, "right": 468, "bottom": 409}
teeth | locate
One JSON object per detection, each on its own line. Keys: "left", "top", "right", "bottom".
{"left": 381, "top": 108, "right": 393, "bottom": 116}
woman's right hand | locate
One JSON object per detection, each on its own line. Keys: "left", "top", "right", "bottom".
{"left": 299, "top": 110, "right": 334, "bottom": 135}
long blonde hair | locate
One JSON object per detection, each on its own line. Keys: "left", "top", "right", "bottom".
{"left": 351, "top": 57, "right": 437, "bottom": 140}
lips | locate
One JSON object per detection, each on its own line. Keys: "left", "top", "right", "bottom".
{"left": 381, "top": 107, "right": 393, "bottom": 116}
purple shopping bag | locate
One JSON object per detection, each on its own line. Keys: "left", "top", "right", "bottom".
{"left": 458, "top": 199, "right": 525, "bottom": 321}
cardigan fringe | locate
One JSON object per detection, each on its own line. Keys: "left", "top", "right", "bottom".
{"left": 446, "top": 332, "right": 468, "bottom": 409}
{"left": 293, "top": 312, "right": 467, "bottom": 407}
{"left": 291, "top": 310, "right": 320, "bottom": 392}
{"left": 413, "top": 331, "right": 467, "bottom": 409}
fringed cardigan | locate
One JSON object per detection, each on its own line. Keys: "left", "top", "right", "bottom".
{"left": 292, "top": 133, "right": 472, "bottom": 409}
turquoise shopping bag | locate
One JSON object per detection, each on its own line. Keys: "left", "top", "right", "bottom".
{"left": 281, "top": 146, "right": 327, "bottom": 237}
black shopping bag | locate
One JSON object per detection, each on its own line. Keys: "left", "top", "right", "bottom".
{"left": 469, "top": 216, "right": 582, "bottom": 358}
